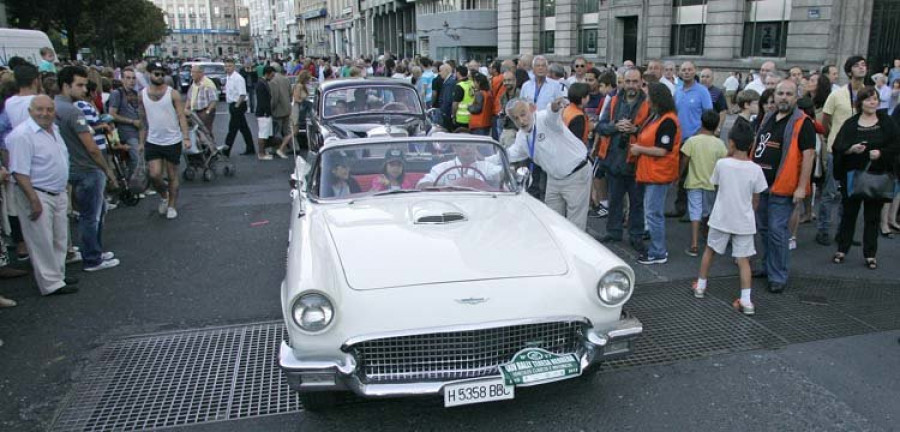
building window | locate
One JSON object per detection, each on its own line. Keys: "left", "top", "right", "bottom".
{"left": 673, "top": 0, "right": 707, "bottom": 5}
{"left": 578, "top": 27, "right": 597, "bottom": 54}
{"left": 214, "top": 6, "right": 220, "bottom": 15}
{"left": 670, "top": 24, "right": 704, "bottom": 55}
{"left": 542, "top": 0, "right": 555, "bottom": 17}
{"left": 742, "top": 21, "right": 788, "bottom": 57}
{"left": 577, "top": 0, "right": 598, "bottom": 14}
{"left": 540, "top": 31, "right": 555, "bottom": 54}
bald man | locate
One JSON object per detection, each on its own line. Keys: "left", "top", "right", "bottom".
{"left": 669, "top": 61, "right": 713, "bottom": 219}
{"left": 746, "top": 61, "right": 776, "bottom": 95}
{"left": 7, "top": 96, "right": 78, "bottom": 295}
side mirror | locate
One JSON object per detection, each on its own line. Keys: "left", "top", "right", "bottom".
{"left": 515, "top": 166, "right": 532, "bottom": 189}
{"left": 291, "top": 156, "right": 310, "bottom": 192}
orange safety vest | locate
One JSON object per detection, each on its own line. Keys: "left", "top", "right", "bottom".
{"left": 763, "top": 111, "right": 813, "bottom": 197}
{"left": 596, "top": 95, "right": 651, "bottom": 159}
{"left": 562, "top": 104, "right": 591, "bottom": 146}
{"left": 468, "top": 90, "right": 493, "bottom": 130}
{"left": 635, "top": 111, "right": 682, "bottom": 184}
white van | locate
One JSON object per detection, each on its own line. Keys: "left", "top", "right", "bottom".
{"left": 0, "top": 29, "right": 55, "bottom": 67}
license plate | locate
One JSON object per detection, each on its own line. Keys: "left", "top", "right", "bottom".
{"left": 443, "top": 377, "right": 514, "bottom": 408}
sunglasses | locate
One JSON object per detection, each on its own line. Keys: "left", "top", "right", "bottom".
{"left": 574, "top": 64, "right": 586, "bottom": 68}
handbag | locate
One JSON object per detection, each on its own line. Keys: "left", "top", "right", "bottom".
{"left": 849, "top": 161, "right": 895, "bottom": 201}
{"left": 129, "top": 154, "right": 149, "bottom": 194}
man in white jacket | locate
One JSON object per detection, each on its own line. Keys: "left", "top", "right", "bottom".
{"left": 503, "top": 97, "right": 592, "bottom": 230}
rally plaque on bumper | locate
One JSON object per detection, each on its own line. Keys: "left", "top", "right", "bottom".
{"left": 443, "top": 348, "right": 580, "bottom": 407}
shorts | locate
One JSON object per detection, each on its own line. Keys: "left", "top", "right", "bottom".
{"left": 687, "top": 189, "right": 716, "bottom": 221}
{"left": 257, "top": 116, "right": 273, "bottom": 139}
{"left": 144, "top": 142, "right": 182, "bottom": 164}
{"left": 707, "top": 227, "right": 756, "bottom": 258}
{"left": 593, "top": 158, "right": 606, "bottom": 179}
{"left": 273, "top": 116, "right": 291, "bottom": 139}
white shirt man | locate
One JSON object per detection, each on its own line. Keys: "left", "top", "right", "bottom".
{"left": 225, "top": 68, "right": 247, "bottom": 104}
{"left": 417, "top": 145, "right": 503, "bottom": 187}
{"left": 745, "top": 61, "right": 775, "bottom": 95}
{"left": 501, "top": 98, "right": 592, "bottom": 230}
{"left": 7, "top": 96, "right": 74, "bottom": 295}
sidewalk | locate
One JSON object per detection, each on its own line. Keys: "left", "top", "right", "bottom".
{"left": 587, "top": 211, "right": 900, "bottom": 286}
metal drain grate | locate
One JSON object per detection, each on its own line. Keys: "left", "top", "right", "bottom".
{"left": 51, "top": 277, "right": 899, "bottom": 430}
{"left": 52, "top": 322, "right": 299, "bottom": 432}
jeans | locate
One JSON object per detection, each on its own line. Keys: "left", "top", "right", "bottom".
{"left": 816, "top": 153, "right": 841, "bottom": 234}
{"left": 756, "top": 193, "right": 794, "bottom": 285}
{"left": 606, "top": 174, "right": 645, "bottom": 242}
{"left": 124, "top": 137, "right": 140, "bottom": 175}
{"left": 70, "top": 169, "right": 107, "bottom": 268}
{"left": 643, "top": 183, "right": 669, "bottom": 258}
{"left": 492, "top": 116, "right": 503, "bottom": 140}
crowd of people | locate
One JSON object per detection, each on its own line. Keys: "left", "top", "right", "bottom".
{"left": 2, "top": 47, "right": 900, "bottom": 320}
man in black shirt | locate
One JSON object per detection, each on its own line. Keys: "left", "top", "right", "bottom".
{"left": 751, "top": 80, "right": 816, "bottom": 294}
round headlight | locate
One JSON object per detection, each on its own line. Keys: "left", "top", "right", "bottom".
{"left": 292, "top": 293, "right": 334, "bottom": 332}
{"left": 597, "top": 271, "right": 632, "bottom": 306}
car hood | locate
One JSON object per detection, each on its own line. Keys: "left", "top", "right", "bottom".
{"left": 323, "top": 196, "right": 568, "bottom": 290}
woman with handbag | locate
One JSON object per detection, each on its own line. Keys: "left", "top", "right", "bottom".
{"left": 831, "top": 87, "right": 900, "bottom": 269}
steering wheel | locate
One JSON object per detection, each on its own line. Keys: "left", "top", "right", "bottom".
{"left": 431, "top": 164, "right": 490, "bottom": 189}
{"left": 383, "top": 102, "right": 408, "bottom": 112}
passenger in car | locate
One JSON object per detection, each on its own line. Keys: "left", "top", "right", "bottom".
{"left": 370, "top": 148, "right": 416, "bottom": 192}
{"left": 322, "top": 155, "right": 361, "bottom": 198}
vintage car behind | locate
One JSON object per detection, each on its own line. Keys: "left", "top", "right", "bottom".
{"left": 178, "top": 62, "right": 226, "bottom": 99}
{"left": 280, "top": 135, "right": 642, "bottom": 410}
{"left": 305, "top": 78, "right": 437, "bottom": 153}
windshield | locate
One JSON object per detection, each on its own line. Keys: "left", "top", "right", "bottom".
{"left": 312, "top": 141, "right": 516, "bottom": 199}
{"left": 202, "top": 65, "right": 225, "bottom": 75}
{"left": 322, "top": 86, "right": 422, "bottom": 119}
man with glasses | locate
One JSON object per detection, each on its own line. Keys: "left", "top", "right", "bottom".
{"left": 660, "top": 61, "right": 678, "bottom": 95}
{"left": 108, "top": 67, "right": 143, "bottom": 173}
{"left": 751, "top": 80, "right": 816, "bottom": 293}
{"left": 138, "top": 62, "right": 191, "bottom": 220}
{"left": 566, "top": 57, "right": 588, "bottom": 87}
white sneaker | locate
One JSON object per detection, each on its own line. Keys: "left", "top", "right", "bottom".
{"left": 166, "top": 207, "right": 178, "bottom": 219}
{"left": 158, "top": 198, "right": 168, "bottom": 215}
{"left": 275, "top": 149, "right": 288, "bottom": 159}
{"left": 66, "top": 251, "right": 83, "bottom": 264}
{"left": 106, "top": 201, "right": 118, "bottom": 211}
{"left": 789, "top": 237, "right": 797, "bottom": 250}
{"left": 67, "top": 251, "right": 113, "bottom": 263}
{"left": 146, "top": 190, "right": 157, "bottom": 196}
{"left": 84, "top": 258, "right": 120, "bottom": 272}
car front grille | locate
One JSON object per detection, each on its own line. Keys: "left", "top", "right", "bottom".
{"left": 346, "top": 321, "right": 585, "bottom": 383}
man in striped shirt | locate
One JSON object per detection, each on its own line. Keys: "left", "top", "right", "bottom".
{"left": 74, "top": 81, "right": 109, "bottom": 153}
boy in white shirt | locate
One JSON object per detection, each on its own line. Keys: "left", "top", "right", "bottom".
{"left": 691, "top": 120, "right": 768, "bottom": 315}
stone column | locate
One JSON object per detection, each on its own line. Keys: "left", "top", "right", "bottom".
{"left": 519, "top": 0, "right": 539, "bottom": 54}
{"left": 704, "top": 0, "right": 744, "bottom": 60}
{"left": 645, "top": 0, "right": 673, "bottom": 61}
{"left": 498, "top": 0, "right": 519, "bottom": 57}
{"left": 555, "top": 0, "right": 577, "bottom": 57}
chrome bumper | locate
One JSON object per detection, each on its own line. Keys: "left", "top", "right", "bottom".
{"left": 279, "top": 316, "right": 643, "bottom": 396}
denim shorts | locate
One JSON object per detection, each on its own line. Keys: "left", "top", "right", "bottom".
{"left": 687, "top": 189, "right": 716, "bottom": 221}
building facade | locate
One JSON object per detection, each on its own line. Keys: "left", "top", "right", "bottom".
{"left": 151, "top": 0, "right": 248, "bottom": 59}
{"left": 298, "top": 0, "right": 330, "bottom": 57}
{"left": 497, "top": 0, "right": 898, "bottom": 76}
{"left": 361, "top": 0, "right": 417, "bottom": 58}
{"left": 414, "top": 0, "right": 498, "bottom": 62}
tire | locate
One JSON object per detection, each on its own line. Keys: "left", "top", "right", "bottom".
{"left": 298, "top": 392, "right": 337, "bottom": 412}
{"left": 182, "top": 167, "right": 196, "bottom": 181}
{"left": 223, "top": 164, "right": 235, "bottom": 177}
{"left": 202, "top": 168, "right": 216, "bottom": 182}
{"left": 120, "top": 190, "right": 140, "bottom": 207}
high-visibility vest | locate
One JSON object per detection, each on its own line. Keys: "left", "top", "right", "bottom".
{"left": 455, "top": 79, "right": 475, "bottom": 125}
{"left": 469, "top": 90, "right": 493, "bottom": 130}
{"left": 562, "top": 104, "right": 591, "bottom": 146}
{"left": 596, "top": 95, "right": 650, "bottom": 159}
{"left": 757, "top": 110, "right": 813, "bottom": 197}
{"left": 635, "top": 111, "right": 682, "bottom": 184}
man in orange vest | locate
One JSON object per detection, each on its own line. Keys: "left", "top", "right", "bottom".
{"left": 751, "top": 80, "right": 816, "bottom": 293}
{"left": 595, "top": 68, "right": 650, "bottom": 251}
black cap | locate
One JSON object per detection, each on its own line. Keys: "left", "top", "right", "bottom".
{"left": 385, "top": 148, "right": 404, "bottom": 163}
{"left": 147, "top": 61, "right": 167, "bottom": 73}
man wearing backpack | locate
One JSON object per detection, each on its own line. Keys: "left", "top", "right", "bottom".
{"left": 108, "top": 67, "right": 142, "bottom": 174}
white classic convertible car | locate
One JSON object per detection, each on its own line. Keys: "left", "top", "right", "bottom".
{"left": 280, "top": 135, "right": 643, "bottom": 410}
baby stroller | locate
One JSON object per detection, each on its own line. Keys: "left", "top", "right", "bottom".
{"left": 100, "top": 115, "right": 141, "bottom": 206}
{"left": 183, "top": 111, "right": 235, "bottom": 182}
